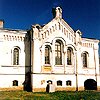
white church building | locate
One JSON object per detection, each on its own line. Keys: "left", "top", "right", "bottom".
{"left": 0, "top": 7, "right": 100, "bottom": 92}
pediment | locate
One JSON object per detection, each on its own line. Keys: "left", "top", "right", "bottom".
{"left": 39, "top": 18, "right": 75, "bottom": 42}
{"left": 41, "top": 18, "right": 74, "bottom": 34}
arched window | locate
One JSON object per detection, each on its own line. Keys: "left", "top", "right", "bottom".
{"left": 55, "top": 40, "right": 63, "bottom": 65}
{"left": 13, "top": 80, "right": 18, "bottom": 86}
{"left": 13, "top": 47, "right": 19, "bottom": 65}
{"left": 82, "top": 52, "right": 88, "bottom": 67}
{"left": 45, "top": 45, "right": 51, "bottom": 64}
{"left": 57, "top": 80, "right": 62, "bottom": 86}
{"left": 66, "top": 80, "right": 72, "bottom": 86}
{"left": 67, "top": 47, "right": 73, "bottom": 65}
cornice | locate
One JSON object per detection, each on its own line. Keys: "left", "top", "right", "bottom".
{"left": 0, "top": 28, "right": 27, "bottom": 34}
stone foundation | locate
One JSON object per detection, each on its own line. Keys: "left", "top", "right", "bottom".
{"left": 97, "top": 86, "right": 100, "bottom": 91}
{"left": 0, "top": 86, "right": 100, "bottom": 92}
{"left": 78, "top": 87, "right": 84, "bottom": 91}
{"left": 56, "top": 87, "right": 76, "bottom": 91}
{"left": 32, "top": 87, "right": 76, "bottom": 92}
{"left": 0, "top": 86, "right": 23, "bottom": 91}
{"left": 33, "top": 88, "right": 46, "bottom": 92}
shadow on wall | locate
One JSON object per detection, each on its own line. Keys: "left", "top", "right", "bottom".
{"left": 23, "top": 72, "right": 32, "bottom": 92}
{"left": 23, "top": 30, "right": 32, "bottom": 92}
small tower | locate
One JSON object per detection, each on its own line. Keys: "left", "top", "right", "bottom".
{"left": 52, "top": 6, "right": 62, "bottom": 19}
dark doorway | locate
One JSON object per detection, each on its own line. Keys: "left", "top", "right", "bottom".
{"left": 84, "top": 79, "right": 97, "bottom": 90}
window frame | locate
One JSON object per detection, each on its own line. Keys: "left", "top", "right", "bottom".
{"left": 67, "top": 47, "right": 73, "bottom": 65}
{"left": 55, "top": 40, "right": 63, "bottom": 65}
{"left": 81, "top": 52, "right": 88, "bottom": 68}
{"left": 57, "top": 80, "right": 62, "bottom": 86}
{"left": 45, "top": 45, "right": 51, "bottom": 65}
{"left": 66, "top": 80, "right": 72, "bottom": 86}
{"left": 13, "top": 47, "right": 20, "bottom": 65}
{"left": 13, "top": 80, "right": 18, "bottom": 86}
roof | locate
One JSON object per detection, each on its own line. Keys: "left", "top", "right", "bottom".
{"left": 0, "top": 28, "right": 27, "bottom": 34}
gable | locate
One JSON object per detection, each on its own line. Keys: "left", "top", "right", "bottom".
{"left": 38, "top": 17, "right": 75, "bottom": 44}
{"left": 41, "top": 17, "right": 74, "bottom": 33}
{"left": 32, "top": 6, "right": 86, "bottom": 47}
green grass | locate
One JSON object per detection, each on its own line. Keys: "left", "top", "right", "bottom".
{"left": 0, "top": 90, "right": 100, "bottom": 100}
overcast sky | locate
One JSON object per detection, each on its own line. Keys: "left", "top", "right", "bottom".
{"left": 0, "top": 0, "right": 100, "bottom": 41}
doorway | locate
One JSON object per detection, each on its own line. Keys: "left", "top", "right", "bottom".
{"left": 84, "top": 79, "right": 97, "bottom": 90}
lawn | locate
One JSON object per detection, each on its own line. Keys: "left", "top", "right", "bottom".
{"left": 0, "top": 90, "right": 100, "bottom": 100}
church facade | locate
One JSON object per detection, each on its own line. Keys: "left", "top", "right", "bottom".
{"left": 0, "top": 7, "right": 100, "bottom": 92}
